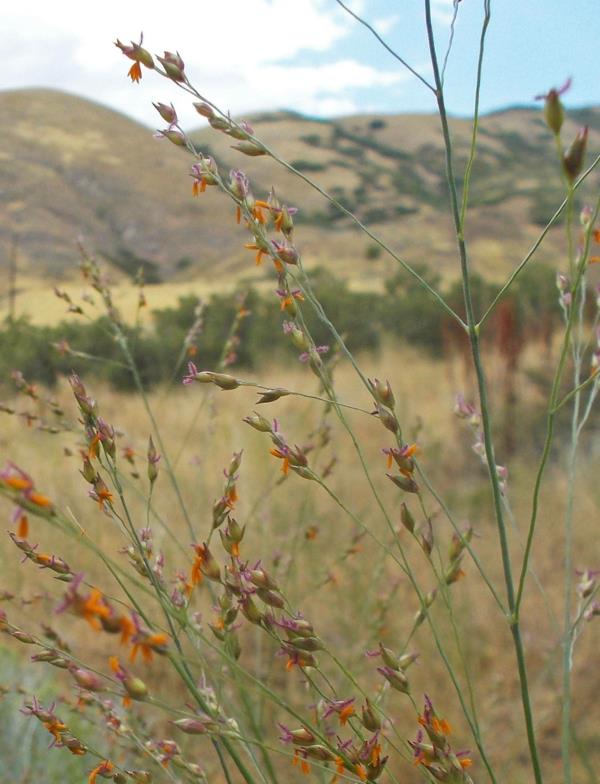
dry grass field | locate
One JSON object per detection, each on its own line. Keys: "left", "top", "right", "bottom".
{"left": 1, "top": 338, "right": 599, "bottom": 783}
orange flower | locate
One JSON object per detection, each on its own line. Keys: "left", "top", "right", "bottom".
{"left": 3, "top": 475, "right": 32, "bottom": 492}
{"left": 88, "top": 760, "right": 113, "bottom": 783}
{"left": 91, "top": 478, "right": 114, "bottom": 510}
{"left": 244, "top": 242, "right": 267, "bottom": 265}
{"left": 226, "top": 485, "right": 238, "bottom": 508}
{"left": 119, "top": 615, "right": 136, "bottom": 644}
{"left": 28, "top": 492, "right": 53, "bottom": 509}
{"left": 431, "top": 717, "right": 452, "bottom": 736}
{"left": 331, "top": 756, "right": 346, "bottom": 783}
{"left": 292, "top": 750, "right": 311, "bottom": 775}
{"left": 16, "top": 512, "right": 28, "bottom": 538}
{"left": 128, "top": 61, "right": 142, "bottom": 82}
{"left": 252, "top": 201, "right": 268, "bottom": 224}
{"left": 88, "top": 433, "right": 101, "bottom": 459}
{"left": 191, "top": 545, "right": 207, "bottom": 586}
{"left": 270, "top": 447, "right": 290, "bottom": 475}
{"left": 130, "top": 631, "right": 169, "bottom": 663}
{"left": 115, "top": 33, "right": 154, "bottom": 82}
{"left": 80, "top": 589, "right": 112, "bottom": 630}
{"left": 58, "top": 576, "right": 112, "bottom": 630}
{"left": 339, "top": 703, "right": 355, "bottom": 726}
{"left": 192, "top": 177, "right": 207, "bottom": 196}
{"left": 355, "top": 763, "right": 368, "bottom": 781}
{"left": 43, "top": 716, "right": 67, "bottom": 743}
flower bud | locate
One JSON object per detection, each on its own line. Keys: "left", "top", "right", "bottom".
{"left": 123, "top": 675, "right": 148, "bottom": 701}
{"left": 210, "top": 372, "right": 241, "bottom": 390}
{"left": 400, "top": 502, "right": 415, "bottom": 533}
{"left": 419, "top": 518, "right": 434, "bottom": 557}
{"left": 157, "top": 53, "right": 185, "bottom": 82}
{"left": 243, "top": 412, "right": 272, "bottom": 432}
{"left": 228, "top": 451, "right": 243, "bottom": 476}
{"left": 544, "top": 89, "right": 565, "bottom": 135}
{"left": 444, "top": 557, "right": 465, "bottom": 585}
{"left": 291, "top": 466, "right": 315, "bottom": 481}
{"left": 194, "top": 102, "right": 214, "bottom": 118}
{"left": 387, "top": 474, "right": 418, "bottom": 493}
{"left": 398, "top": 652, "right": 419, "bottom": 670}
{"left": 240, "top": 596, "right": 263, "bottom": 625}
{"left": 287, "top": 325, "right": 310, "bottom": 352}
{"left": 287, "top": 619, "right": 314, "bottom": 638}
{"left": 248, "top": 568, "right": 278, "bottom": 590}
{"left": 361, "top": 699, "right": 381, "bottom": 732}
{"left": 304, "top": 745, "right": 334, "bottom": 762}
{"left": 153, "top": 102, "right": 177, "bottom": 124}
{"left": 256, "top": 587, "right": 285, "bottom": 609}
{"left": 378, "top": 665, "right": 409, "bottom": 693}
{"left": 290, "top": 728, "right": 315, "bottom": 746}
{"left": 219, "top": 529, "right": 240, "bottom": 557}
{"left": 80, "top": 458, "right": 97, "bottom": 484}
{"left": 377, "top": 406, "right": 399, "bottom": 434}
{"left": 160, "top": 129, "right": 186, "bottom": 147}
{"left": 287, "top": 635, "right": 324, "bottom": 652}
{"left": 376, "top": 643, "right": 401, "bottom": 671}
{"left": 198, "top": 544, "right": 221, "bottom": 582}
{"left": 69, "top": 665, "right": 104, "bottom": 692}
{"left": 11, "top": 629, "right": 36, "bottom": 644}
{"left": 273, "top": 242, "right": 299, "bottom": 265}
{"left": 279, "top": 206, "right": 295, "bottom": 236}
{"left": 173, "top": 718, "right": 209, "bottom": 735}
{"left": 209, "top": 115, "right": 231, "bottom": 132}
{"left": 563, "top": 127, "right": 588, "bottom": 183}
{"left": 225, "top": 630, "right": 242, "bottom": 660}
{"left": 61, "top": 734, "right": 87, "bottom": 755}
{"left": 31, "top": 649, "right": 61, "bottom": 663}
{"left": 232, "top": 141, "right": 266, "bottom": 156}
{"left": 227, "top": 517, "right": 245, "bottom": 543}
{"left": 256, "top": 388, "right": 291, "bottom": 404}
{"left": 448, "top": 525, "right": 472, "bottom": 561}
{"left": 369, "top": 378, "right": 395, "bottom": 408}
{"left": 147, "top": 435, "right": 160, "bottom": 485}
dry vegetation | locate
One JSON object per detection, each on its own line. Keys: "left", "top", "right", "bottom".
{"left": 1, "top": 341, "right": 599, "bottom": 783}
{"left": 1, "top": 88, "right": 598, "bottom": 289}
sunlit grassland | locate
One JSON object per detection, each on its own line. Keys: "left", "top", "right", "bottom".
{"left": 1, "top": 342, "right": 599, "bottom": 783}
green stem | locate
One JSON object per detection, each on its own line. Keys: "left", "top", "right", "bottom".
{"left": 423, "top": 2, "right": 544, "bottom": 781}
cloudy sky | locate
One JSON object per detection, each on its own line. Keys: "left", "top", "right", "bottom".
{"left": 2, "top": 0, "right": 598, "bottom": 129}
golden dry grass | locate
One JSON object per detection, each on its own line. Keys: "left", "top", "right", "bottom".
{"left": 1, "top": 342, "right": 599, "bottom": 783}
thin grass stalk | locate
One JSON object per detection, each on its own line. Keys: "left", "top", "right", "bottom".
{"left": 423, "top": 2, "right": 544, "bottom": 781}
{"left": 516, "top": 199, "right": 600, "bottom": 612}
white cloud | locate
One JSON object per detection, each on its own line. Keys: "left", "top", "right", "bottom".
{"left": 2, "top": 0, "right": 400, "bottom": 125}
{"left": 373, "top": 15, "right": 400, "bottom": 35}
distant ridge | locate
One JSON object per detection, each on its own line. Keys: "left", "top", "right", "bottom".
{"left": 0, "top": 88, "right": 598, "bottom": 285}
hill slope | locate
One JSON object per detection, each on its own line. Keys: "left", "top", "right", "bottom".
{"left": 0, "top": 89, "right": 598, "bottom": 286}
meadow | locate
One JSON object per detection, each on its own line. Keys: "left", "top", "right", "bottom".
{"left": 1, "top": 334, "right": 599, "bottom": 783}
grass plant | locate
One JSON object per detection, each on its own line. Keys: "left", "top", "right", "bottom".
{"left": 1, "top": 5, "right": 600, "bottom": 784}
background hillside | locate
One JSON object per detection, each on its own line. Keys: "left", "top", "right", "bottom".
{"left": 0, "top": 88, "right": 598, "bottom": 295}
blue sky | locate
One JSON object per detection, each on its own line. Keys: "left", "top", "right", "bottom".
{"left": 1, "top": 0, "right": 597, "bottom": 127}
{"left": 325, "top": 0, "right": 599, "bottom": 116}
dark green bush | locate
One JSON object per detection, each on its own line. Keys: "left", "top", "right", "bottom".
{"left": 0, "top": 263, "right": 567, "bottom": 393}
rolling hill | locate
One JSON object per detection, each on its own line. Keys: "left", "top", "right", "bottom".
{"left": 0, "top": 88, "right": 598, "bottom": 291}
